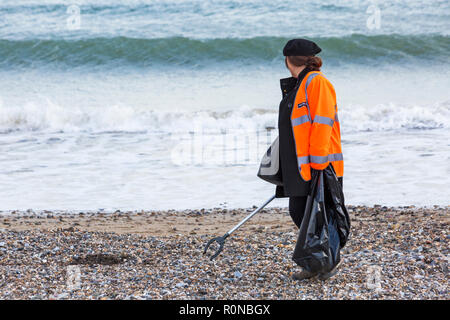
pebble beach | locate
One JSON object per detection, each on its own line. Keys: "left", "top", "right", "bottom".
{"left": 0, "top": 205, "right": 448, "bottom": 300}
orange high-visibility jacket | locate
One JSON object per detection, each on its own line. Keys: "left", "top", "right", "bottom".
{"left": 291, "top": 71, "right": 344, "bottom": 181}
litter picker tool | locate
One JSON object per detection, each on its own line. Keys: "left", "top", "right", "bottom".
{"left": 203, "top": 194, "right": 276, "bottom": 260}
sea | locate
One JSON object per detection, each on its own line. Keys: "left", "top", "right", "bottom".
{"left": 0, "top": 0, "right": 449, "bottom": 211}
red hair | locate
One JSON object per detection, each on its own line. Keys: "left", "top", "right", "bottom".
{"left": 286, "top": 56, "right": 322, "bottom": 71}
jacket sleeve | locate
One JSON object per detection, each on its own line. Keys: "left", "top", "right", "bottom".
{"left": 306, "top": 76, "right": 336, "bottom": 170}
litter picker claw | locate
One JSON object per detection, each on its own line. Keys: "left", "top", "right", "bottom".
{"left": 203, "top": 195, "right": 276, "bottom": 260}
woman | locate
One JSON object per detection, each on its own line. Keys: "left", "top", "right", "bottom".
{"left": 277, "top": 39, "right": 344, "bottom": 280}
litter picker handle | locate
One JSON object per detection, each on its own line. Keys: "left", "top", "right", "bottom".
{"left": 226, "top": 194, "right": 276, "bottom": 236}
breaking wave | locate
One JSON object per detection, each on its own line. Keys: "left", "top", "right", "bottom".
{"left": 1, "top": 98, "right": 448, "bottom": 134}
{"left": 1, "top": 34, "right": 449, "bottom": 69}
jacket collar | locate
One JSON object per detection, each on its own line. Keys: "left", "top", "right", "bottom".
{"left": 280, "top": 67, "right": 311, "bottom": 97}
{"left": 296, "top": 67, "right": 311, "bottom": 86}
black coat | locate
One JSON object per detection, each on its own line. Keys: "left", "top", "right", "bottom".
{"left": 275, "top": 68, "right": 343, "bottom": 198}
{"left": 275, "top": 68, "right": 311, "bottom": 198}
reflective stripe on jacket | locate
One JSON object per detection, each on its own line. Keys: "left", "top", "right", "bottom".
{"left": 291, "top": 71, "right": 344, "bottom": 181}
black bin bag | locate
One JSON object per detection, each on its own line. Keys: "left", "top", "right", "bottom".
{"left": 292, "top": 165, "right": 351, "bottom": 274}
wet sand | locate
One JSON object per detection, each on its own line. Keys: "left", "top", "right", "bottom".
{"left": 0, "top": 206, "right": 295, "bottom": 236}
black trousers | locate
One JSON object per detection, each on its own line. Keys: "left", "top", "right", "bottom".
{"left": 289, "top": 196, "right": 308, "bottom": 229}
{"left": 289, "top": 175, "right": 343, "bottom": 229}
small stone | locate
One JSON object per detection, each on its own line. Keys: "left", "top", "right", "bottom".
{"left": 197, "top": 288, "right": 208, "bottom": 295}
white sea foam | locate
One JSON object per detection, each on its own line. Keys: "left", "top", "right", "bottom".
{"left": 0, "top": 127, "right": 448, "bottom": 211}
{"left": 1, "top": 98, "right": 449, "bottom": 134}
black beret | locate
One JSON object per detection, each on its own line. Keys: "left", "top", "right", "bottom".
{"left": 283, "top": 39, "right": 322, "bottom": 56}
